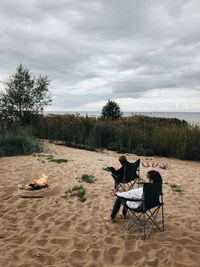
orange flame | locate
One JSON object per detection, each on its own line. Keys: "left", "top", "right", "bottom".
{"left": 32, "top": 174, "right": 48, "bottom": 186}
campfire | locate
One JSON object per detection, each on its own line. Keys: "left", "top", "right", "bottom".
{"left": 29, "top": 174, "right": 49, "bottom": 190}
{"left": 31, "top": 174, "right": 48, "bottom": 186}
{"left": 19, "top": 174, "right": 49, "bottom": 191}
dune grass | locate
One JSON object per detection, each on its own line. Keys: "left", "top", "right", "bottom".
{"left": 32, "top": 114, "right": 200, "bottom": 161}
{"left": 2, "top": 114, "right": 200, "bottom": 161}
{"left": 48, "top": 158, "right": 68, "bottom": 164}
{"left": 64, "top": 185, "right": 86, "bottom": 202}
{"left": 33, "top": 154, "right": 68, "bottom": 164}
{"left": 170, "top": 184, "right": 182, "bottom": 193}
{"left": 80, "top": 174, "right": 95, "bottom": 183}
{"left": 0, "top": 130, "right": 42, "bottom": 156}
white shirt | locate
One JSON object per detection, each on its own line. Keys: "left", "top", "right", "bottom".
{"left": 116, "top": 187, "right": 143, "bottom": 209}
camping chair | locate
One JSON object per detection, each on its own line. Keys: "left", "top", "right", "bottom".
{"left": 124, "top": 183, "right": 164, "bottom": 240}
{"left": 118, "top": 159, "right": 141, "bottom": 191}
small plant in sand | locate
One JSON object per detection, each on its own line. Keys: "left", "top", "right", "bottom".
{"left": 45, "top": 155, "right": 68, "bottom": 164}
{"left": 34, "top": 154, "right": 49, "bottom": 158}
{"left": 34, "top": 154, "right": 68, "bottom": 164}
{"left": 170, "top": 184, "right": 182, "bottom": 193}
{"left": 64, "top": 185, "right": 86, "bottom": 202}
{"left": 81, "top": 174, "right": 95, "bottom": 183}
{"left": 48, "top": 158, "right": 68, "bottom": 164}
{"left": 46, "top": 155, "right": 54, "bottom": 160}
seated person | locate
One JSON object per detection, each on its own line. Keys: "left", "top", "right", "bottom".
{"left": 108, "top": 155, "right": 139, "bottom": 190}
{"left": 106, "top": 170, "right": 163, "bottom": 223}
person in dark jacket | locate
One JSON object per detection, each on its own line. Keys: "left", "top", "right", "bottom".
{"left": 108, "top": 155, "right": 139, "bottom": 190}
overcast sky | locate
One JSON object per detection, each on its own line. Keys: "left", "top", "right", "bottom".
{"left": 0, "top": 0, "right": 200, "bottom": 112}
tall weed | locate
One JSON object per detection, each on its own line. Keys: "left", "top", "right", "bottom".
{"left": 31, "top": 114, "right": 200, "bottom": 161}
{"left": 0, "top": 130, "right": 42, "bottom": 156}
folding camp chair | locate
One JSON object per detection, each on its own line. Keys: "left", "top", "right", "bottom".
{"left": 118, "top": 159, "right": 141, "bottom": 191}
{"left": 124, "top": 183, "right": 164, "bottom": 240}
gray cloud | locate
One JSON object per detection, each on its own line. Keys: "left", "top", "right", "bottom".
{"left": 0, "top": 0, "right": 200, "bottom": 112}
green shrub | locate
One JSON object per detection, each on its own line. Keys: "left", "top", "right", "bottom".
{"left": 0, "top": 130, "right": 42, "bottom": 156}
{"left": 81, "top": 174, "right": 95, "bottom": 183}
{"left": 64, "top": 185, "right": 86, "bottom": 202}
{"left": 34, "top": 154, "right": 68, "bottom": 164}
{"left": 170, "top": 184, "right": 182, "bottom": 193}
{"left": 48, "top": 158, "right": 68, "bottom": 164}
{"left": 46, "top": 155, "right": 54, "bottom": 160}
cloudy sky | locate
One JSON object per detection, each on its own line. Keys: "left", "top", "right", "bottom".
{"left": 0, "top": 0, "right": 200, "bottom": 112}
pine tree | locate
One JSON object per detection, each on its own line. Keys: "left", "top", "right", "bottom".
{"left": 101, "top": 99, "right": 122, "bottom": 119}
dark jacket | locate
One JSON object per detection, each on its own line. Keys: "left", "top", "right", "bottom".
{"left": 110, "top": 159, "right": 140, "bottom": 183}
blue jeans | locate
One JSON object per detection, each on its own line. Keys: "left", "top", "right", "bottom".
{"left": 111, "top": 197, "right": 128, "bottom": 219}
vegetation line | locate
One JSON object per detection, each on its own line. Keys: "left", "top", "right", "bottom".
{"left": 0, "top": 65, "right": 199, "bottom": 160}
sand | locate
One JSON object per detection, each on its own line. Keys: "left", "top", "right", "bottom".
{"left": 0, "top": 141, "right": 200, "bottom": 267}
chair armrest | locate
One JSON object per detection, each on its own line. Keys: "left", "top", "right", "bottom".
{"left": 118, "top": 196, "right": 144, "bottom": 202}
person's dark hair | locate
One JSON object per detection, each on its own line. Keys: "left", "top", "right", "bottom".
{"left": 147, "top": 170, "right": 162, "bottom": 184}
{"left": 119, "top": 155, "right": 127, "bottom": 165}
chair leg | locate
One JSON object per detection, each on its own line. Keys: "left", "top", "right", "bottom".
{"left": 126, "top": 211, "right": 142, "bottom": 232}
{"left": 127, "top": 207, "right": 164, "bottom": 240}
{"left": 143, "top": 213, "right": 146, "bottom": 240}
{"left": 161, "top": 204, "right": 164, "bottom": 231}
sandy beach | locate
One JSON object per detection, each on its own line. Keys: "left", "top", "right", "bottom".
{"left": 0, "top": 141, "right": 200, "bottom": 267}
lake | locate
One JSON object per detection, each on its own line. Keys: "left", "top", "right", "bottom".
{"left": 45, "top": 111, "right": 200, "bottom": 125}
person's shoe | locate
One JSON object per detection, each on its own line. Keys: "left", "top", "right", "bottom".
{"left": 104, "top": 217, "right": 115, "bottom": 223}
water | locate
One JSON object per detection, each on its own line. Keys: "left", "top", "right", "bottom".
{"left": 45, "top": 111, "right": 200, "bottom": 125}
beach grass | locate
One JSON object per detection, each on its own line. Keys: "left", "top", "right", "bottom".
{"left": 48, "top": 158, "right": 68, "bottom": 164}
{"left": 32, "top": 114, "right": 200, "bottom": 161}
{"left": 64, "top": 185, "right": 86, "bottom": 202}
{"left": 0, "top": 130, "right": 42, "bottom": 156}
{"left": 170, "top": 183, "right": 182, "bottom": 193}
{"left": 1, "top": 114, "right": 200, "bottom": 160}
{"left": 80, "top": 174, "right": 95, "bottom": 183}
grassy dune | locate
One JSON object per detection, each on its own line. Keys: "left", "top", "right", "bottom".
{"left": 32, "top": 114, "right": 200, "bottom": 161}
